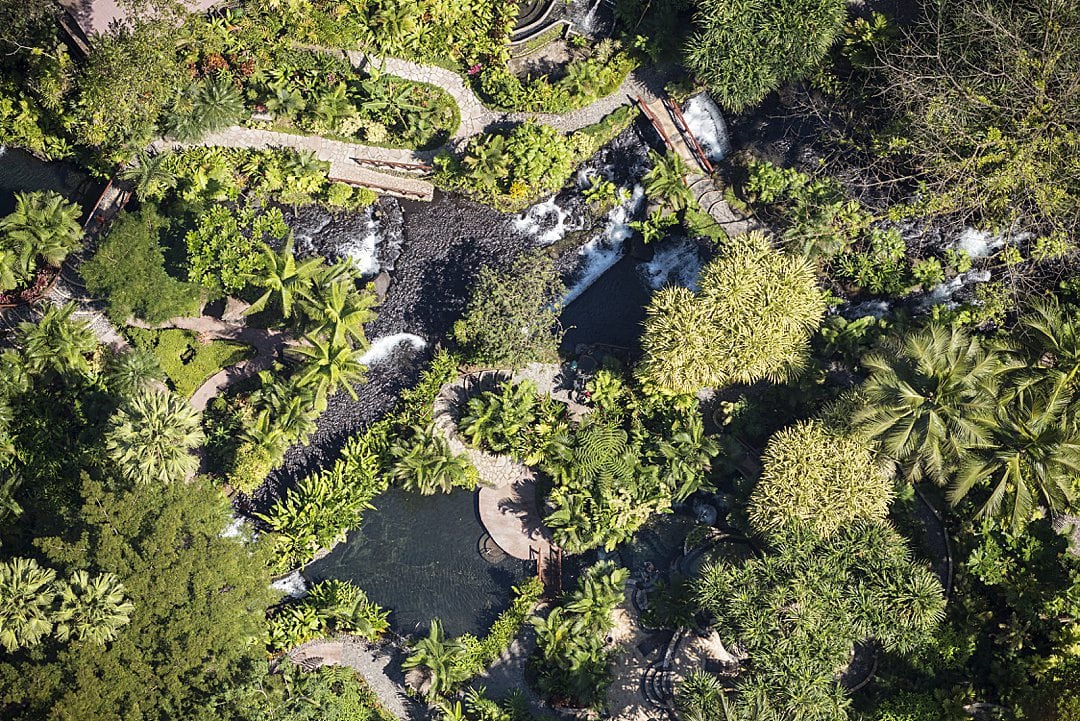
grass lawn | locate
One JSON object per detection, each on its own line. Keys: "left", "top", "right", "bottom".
{"left": 127, "top": 328, "right": 253, "bottom": 399}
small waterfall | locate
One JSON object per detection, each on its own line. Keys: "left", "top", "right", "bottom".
{"left": 563, "top": 184, "right": 645, "bottom": 305}
{"left": 271, "top": 570, "right": 308, "bottom": 598}
{"left": 513, "top": 195, "right": 583, "bottom": 246}
{"left": 359, "top": 333, "right": 428, "bottom": 366}
{"left": 640, "top": 237, "right": 705, "bottom": 291}
{"left": 682, "top": 95, "right": 731, "bottom": 162}
{"left": 581, "top": 0, "right": 603, "bottom": 34}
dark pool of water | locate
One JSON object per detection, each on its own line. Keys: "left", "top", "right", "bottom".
{"left": 304, "top": 488, "right": 530, "bottom": 639}
{"left": 0, "top": 147, "right": 99, "bottom": 217}
{"left": 560, "top": 253, "right": 653, "bottom": 355}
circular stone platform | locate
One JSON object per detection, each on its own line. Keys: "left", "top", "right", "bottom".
{"left": 477, "top": 475, "right": 553, "bottom": 561}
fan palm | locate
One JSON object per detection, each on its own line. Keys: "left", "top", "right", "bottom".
{"left": 193, "top": 74, "right": 245, "bottom": 133}
{"left": 245, "top": 237, "right": 323, "bottom": 319}
{"left": 463, "top": 135, "right": 509, "bottom": 189}
{"left": 0, "top": 557, "right": 57, "bottom": 652}
{"left": 105, "top": 389, "right": 204, "bottom": 484}
{"left": 950, "top": 394, "right": 1080, "bottom": 531}
{"left": 391, "top": 425, "right": 473, "bottom": 495}
{"left": 53, "top": 571, "right": 134, "bottom": 645}
{"left": 289, "top": 335, "right": 368, "bottom": 400}
{"left": 17, "top": 302, "right": 98, "bottom": 378}
{"left": 0, "top": 190, "right": 83, "bottom": 282}
{"left": 119, "top": 150, "right": 176, "bottom": 201}
{"left": 856, "top": 324, "right": 1009, "bottom": 484}
{"left": 105, "top": 348, "right": 164, "bottom": 397}
{"left": 301, "top": 280, "right": 377, "bottom": 347}
{"left": 402, "top": 618, "right": 470, "bottom": 697}
{"left": 643, "top": 150, "right": 692, "bottom": 212}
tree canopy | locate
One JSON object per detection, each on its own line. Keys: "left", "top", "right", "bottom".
{"left": 638, "top": 231, "right": 826, "bottom": 395}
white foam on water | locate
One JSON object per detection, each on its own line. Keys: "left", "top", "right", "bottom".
{"left": 220, "top": 517, "right": 247, "bottom": 539}
{"left": 922, "top": 269, "right": 993, "bottom": 309}
{"left": 563, "top": 185, "right": 645, "bottom": 305}
{"left": 842, "top": 299, "right": 891, "bottom": 319}
{"left": 271, "top": 570, "right": 308, "bottom": 598}
{"left": 952, "top": 227, "right": 1031, "bottom": 259}
{"left": 683, "top": 95, "right": 731, "bottom": 162}
{"left": 291, "top": 216, "right": 331, "bottom": 257}
{"left": 513, "top": 195, "right": 579, "bottom": 246}
{"left": 337, "top": 210, "right": 382, "bottom": 276}
{"left": 640, "top": 237, "right": 704, "bottom": 290}
{"left": 359, "top": 333, "right": 427, "bottom": 366}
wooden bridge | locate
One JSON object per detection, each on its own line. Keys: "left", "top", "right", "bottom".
{"left": 636, "top": 95, "right": 714, "bottom": 174}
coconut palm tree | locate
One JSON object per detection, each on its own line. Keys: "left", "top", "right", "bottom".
{"left": 463, "top": 135, "right": 509, "bottom": 190}
{"left": 105, "top": 388, "right": 204, "bottom": 484}
{"left": 53, "top": 571, "right": 134, "bottom": 645}
{"left": 105, "top": 348, "right": 164, "bottom": 397}
{"left": 245, "top": 237, "right": 323, "bottom": 319}
{"left": 1011, "top": 299, "right": 1080, "bottom": 424}
{"left": 643, "top": 150, "right": 693, "bottom": 212}
{"left": 950, "top": 394, "right": 1080, "bottom": 531}
{"left": 119, "top": 150, "right": 176, "bottom": 201}
{"left": 856, "top": 324, "right": 1009, "bottom": 484}
{"left": 301, "top": 280, "right": 377, "bottom": 348}
{"left": 0, "top": 190, "right": 83, "bottom": 286}
{"left": 17, "top": 302, "right": 98, "bottom": 378}
{"left": 0, "top": 557, "right": 57, "bottom": 652}
{"left": 402, "top": 618, "right": 470, "bottom": 697}
{"left": 391, "top": 425, "right": 473, "bottom": 495}
{"left": 289, "top": 335, "right": 367, "bottom": 400}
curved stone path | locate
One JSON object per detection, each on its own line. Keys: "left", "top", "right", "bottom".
{"left": 128, "top": 312, "right": 288, "bottom": 411}
{"left": 288, "top": 637, "right": 424, "bottom": 721}
{"left": 349, "top": 52, "right": 677, "bottom": 141}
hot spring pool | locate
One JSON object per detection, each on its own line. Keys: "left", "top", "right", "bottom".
{"left": 303, "top": 488, "right": 530, "bottom": 639}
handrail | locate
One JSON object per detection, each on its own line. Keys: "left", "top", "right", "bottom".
{"left": 351, "top": 157, "right": 433, "bottom": 174}
{"left": 665, "top": 98, "right": 714, "bottom": 174}
{"left": 635, "top": 95, "right": 675, "bottom": 150}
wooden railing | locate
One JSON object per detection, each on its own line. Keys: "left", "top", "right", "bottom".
{"left": 664, "top": 98, "right": 714, "bottom": 174}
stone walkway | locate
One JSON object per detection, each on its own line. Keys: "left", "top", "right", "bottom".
{"left": 351, "top": 52, "right": 677, "bottom": 141}
{"left": 289, "top": 637, "right": 424, "bottom": 721}
{"left": 687, "top": 174, "right": 762, "bottom": 239}
{"left": 129, "top": 311, "right": 288, "bottom": 411}
{"left": 154, "top": 129, "right": 436, "bottom": 201}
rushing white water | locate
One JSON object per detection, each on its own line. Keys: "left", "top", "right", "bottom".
{"left": 640, "top": 237, "right": 704, "bottom": 290}
{"left": 952, "top": 226, "right": 1031, "bottom": 259}
{"left": 271, "top": 570, "right": 308, "bottom": 598}
{"left": 922, "top": 269, "right": 993, "bottom": 308}
{"left": 842, "top": 299, "right": 891, "bottom": 319}
{"left": 682, "top": 95, "right": 731, "bottom": 162}
{"left": 580, "top": 0, "right": 604, "bottom": 34}
{"left": 513, "top": 195, "right": 581, "bottom": 246}
{"left": 220, "top": 517, "right": 247, "bottom": 539}
{"left": 337, "top": 211, "right": 383, "bottom": 276}
{"left": 359, "top": 333, "right": 428, "bottom": 366}
{"left": 563, "top": 185, "right": 645, "bottom": 305}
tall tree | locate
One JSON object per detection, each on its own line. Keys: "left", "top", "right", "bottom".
{"left": 951, "top": 395, "right": 1080, "bottom": 531}
{"left": 105, "top": 388, "right": 204, "bottom": 484}
{"left": 0, "top": 190, "right": 83, "bottom": 290}
{"left": 53, "top": 570, "right": 134, "bottom": 645}
{"left": 856, "top": 324, "right": 1008, "bottom": 484}
{"left": 17, "top": 302, "right": 97, "bottom": 378}
{"left": 302, "top": 280, "right": 377, "bottom": 348}
{"left": 638, "top": 231, "right": 825, "bottom": 395}
{"left": 0, "top": 556, "right": 56, "bottom": 652}
{"left": 246, "top": 237, "right": 323, "bottom": 320}
{"left": 289, "top": 335, "right": 368, "bottom": 400}
{"left": 685, "top": 0, "right": 846, "bottom": 112}
{"left": 453, "top": 251, "right": 565, "bottom": 369}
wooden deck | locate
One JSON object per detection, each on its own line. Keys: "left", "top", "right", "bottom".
{"left": 477, "top": 476, "right": 553, "bottom": 561}
{"left": 638, "top": 96, "right": 713, "bottom": 173}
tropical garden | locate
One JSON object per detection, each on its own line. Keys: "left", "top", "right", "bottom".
{"left": 0, "top": 0, "right": 1078, "bottom": 719}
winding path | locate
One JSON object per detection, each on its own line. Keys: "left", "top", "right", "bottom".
{"left": 128, "top": 312, "right": 288, "bottom": 411}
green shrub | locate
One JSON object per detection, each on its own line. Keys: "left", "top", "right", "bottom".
{"left": 266, "top": 579, "right": 389, "bottom": 653}
{"left": 685, "top": 0, "right": 847, "bottom": 112}
{"left": 81, "top": 207, "right": 203, "bottom": 324}
{"left": 226, "top": 441, "right": 275, "bottom": 495}
{"left": 184, "top": 203, "right": 288, "bottom": 294}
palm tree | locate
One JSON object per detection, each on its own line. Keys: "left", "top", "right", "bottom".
{"left": 53, "top": 571, "right": 134, "bottom": 645}
{"left": 105, "top": 389, "right": 204, "bottom": 484}
{"left": 289, "top": 335, "right": 367, "bottom": 400}
{"left": 0, "top": 190, "right": 83, "bottom": 284}
{"left": 657, "top": 414, "right": 720, "bottom": 502}
{"left": 245, "top": 237, "right": 323, "bottom": 319}
{"left": 105, "top": 348, "right": 164, "bottom": 397}
{"left": 192, "top": 74, "right": 245, "bottom": 134}
{"left": 402, "top": 618, "right": 470, "bottom": 697}
{"left": 643, "top": 150, "right": 692, "bottom": 212}
{"left": 301, "top": 280, "right": 377, "bottom": 347}
{"left": 391, "top": 425, "right": 473, "bottom": 495}
{"left": 463, "top": 135, "right": 509, "bottom": 189}
{"left": 17, "top": 303, "right": 98, "bottom": 378}
{"left": 1011, "top": 299, "right": 1080, "bottom": 423}
{"left": 0, "top": 557, "right": 57, "bottom": 652}
{"left": 950, "top": 394, "right": 1080, "bottom": 531}
{"left": 856, "top": 324, "right": 1009, "bottom": 484}
{"left": 119, "top": 150, "right": 176, "bottom": 201}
